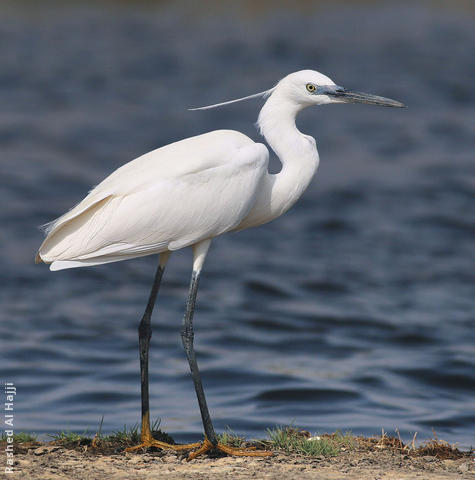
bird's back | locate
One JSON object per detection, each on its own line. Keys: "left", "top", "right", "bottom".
{"left": 37, "top": 130, "right": 269, "bottom": 270}
{"left": 95, "top": 130, "right": 256, "bottom": 195}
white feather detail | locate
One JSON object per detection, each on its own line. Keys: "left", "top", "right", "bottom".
{"left": 188, "top": 88, "right": 275, "bottom": 111}
{"left": 37, "top": 131, "right": 269, "bottom": 267}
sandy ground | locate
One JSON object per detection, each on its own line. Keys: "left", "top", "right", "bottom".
{"left": 2, "top": 444, "right": 473, "bottom": 480}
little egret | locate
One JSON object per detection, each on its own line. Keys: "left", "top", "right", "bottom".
{"left": 36, "top": 70, "right": 404, "bottom": 459}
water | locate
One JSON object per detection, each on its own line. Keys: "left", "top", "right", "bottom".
{"left": 1, "top": 1, "right": 474, "bottom": 448}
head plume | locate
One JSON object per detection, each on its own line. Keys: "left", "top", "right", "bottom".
{"left": 188, "top": 88, "right": 275, "bottom": 111}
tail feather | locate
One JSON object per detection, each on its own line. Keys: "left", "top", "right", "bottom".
{"left": 49, "top": 250, "right": 159, "bottom": 271}
{"left": 36, "top": 195, "right": 113, "bottom": 265}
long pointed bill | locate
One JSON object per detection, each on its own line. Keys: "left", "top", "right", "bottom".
{"left": 326, "top": 86, "right": 405, "bottom": 108}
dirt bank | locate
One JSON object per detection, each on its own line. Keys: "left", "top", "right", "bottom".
{"left": 2, "top": 438, "right": 473, "bottom": 480}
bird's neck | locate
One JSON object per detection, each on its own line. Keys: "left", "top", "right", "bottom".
{"left": 253, "top": 93, "right": 320, "bottom": 224}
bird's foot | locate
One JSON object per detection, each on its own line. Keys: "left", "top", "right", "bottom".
{"left": 91, "top": 434, "right": 100, "bottom": 448}
{"left": 187, "top": 437, "right": 273, "bottom": 461}
{"left": 125, "top": 435, "right": 200, "bottom": 453}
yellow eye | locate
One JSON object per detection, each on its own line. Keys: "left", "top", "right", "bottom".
{"left": 306, "top": 83, "right": 316, "bottom": 93}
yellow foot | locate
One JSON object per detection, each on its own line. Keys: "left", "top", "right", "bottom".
{"left": 187, "top": 437, "right": 273, "bottom": 461}
{"left": 91, "top": 434, "right": 100, "bottom": 448}
{"left": 125, "top": 437, "right": 201, "bottom": 453}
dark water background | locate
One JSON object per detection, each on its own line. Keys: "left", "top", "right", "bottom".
{"left": 1, "top": 1, "right": 474, "bottom": 448}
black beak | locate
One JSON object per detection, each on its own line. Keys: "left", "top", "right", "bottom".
{"left": 327, "top": 86, "right": 405, "bottom": 108}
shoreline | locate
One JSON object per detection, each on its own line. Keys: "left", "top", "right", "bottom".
{"left": 2, "top": 429, "right": 473, "bottom": 479}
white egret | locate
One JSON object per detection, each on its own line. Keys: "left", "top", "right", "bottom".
{"left": 36, "top": 70, "right": 404, "bottom": 459}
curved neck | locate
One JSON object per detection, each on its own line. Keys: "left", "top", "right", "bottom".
{"left": 258, "top": 93, "right": 320, "bottom": 218}
{"left": 237, "top": 93, "right": 320, "bottom": 231}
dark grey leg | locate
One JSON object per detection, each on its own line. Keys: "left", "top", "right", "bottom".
{"left": 138, "top": 254, "right": 168, "bottom": 439}
{"left": 180, "top": 270, "right": 217, "bottom": 446}
{"left": 176, "top": 241, "right": 272, "bottom": 459}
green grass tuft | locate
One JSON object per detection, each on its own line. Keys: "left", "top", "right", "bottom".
{"left": 266, "top": 426, "right": 355, "bottom": 456}
{"left": 101, "top": 423, "right": 141, "bottom": 445}
{"left": 49, "top": 430, "right": 91, "bottom": 443}
{"left": 47, "top": 418, "right": 170, "bottom": 449}
{"left": 2, "top": 423, "right": 358, "bottom": 457}
{"left": 97, "top": 418, "right": 173, "bottom": 447}
{"left": 217, "top": 428, "right": 247, "bottom": 448}
{"left": 1, "top": 432, "right": 38, "bottom": 443}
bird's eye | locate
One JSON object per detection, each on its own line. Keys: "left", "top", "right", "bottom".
{"left": 306, "top": 83, "right": 316, "bottom": 93}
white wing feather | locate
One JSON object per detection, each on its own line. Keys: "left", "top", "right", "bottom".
{"left": 37, "top": 130, "right": 269, "bottom": 270}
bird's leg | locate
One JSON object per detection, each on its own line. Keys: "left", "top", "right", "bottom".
{"left": 126, "top": 252, "right": 199, "bottom": 453}
{"left": 181, "top": 269, "right": 217, "bottom": 444}
{"left": 181, "top": 240, "right": 272, "bottom": 460}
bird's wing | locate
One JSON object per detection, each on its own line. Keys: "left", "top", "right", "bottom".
{"left": 41, "top": 130, "right": 249, "bottom": 235}
{"left": 37, "top": 130, "right": 269, "bottom": 269}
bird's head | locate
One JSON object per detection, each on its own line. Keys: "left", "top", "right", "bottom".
{"left": 276, "top": 69, "right": 404, "bottom": 108}
{"left": 190, "top": 69, "right": 405, "bottom": 111}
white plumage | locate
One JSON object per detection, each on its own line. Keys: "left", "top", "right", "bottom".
{"left": 37, "top": 130, "right": 268, "bottom": 270}
{"left": 37, "top": 70, "right": 403, "bottom": 271}
{"left": 35, "top": 70, "right": 404, "bottom": 459}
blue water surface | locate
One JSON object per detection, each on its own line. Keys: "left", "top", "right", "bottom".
{"left": 0, "top": 1, "right": 474, "bottom": 449}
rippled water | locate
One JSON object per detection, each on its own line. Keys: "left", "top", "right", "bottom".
{"left": 1, "top": 2, "right": 474, "bottom": 448}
